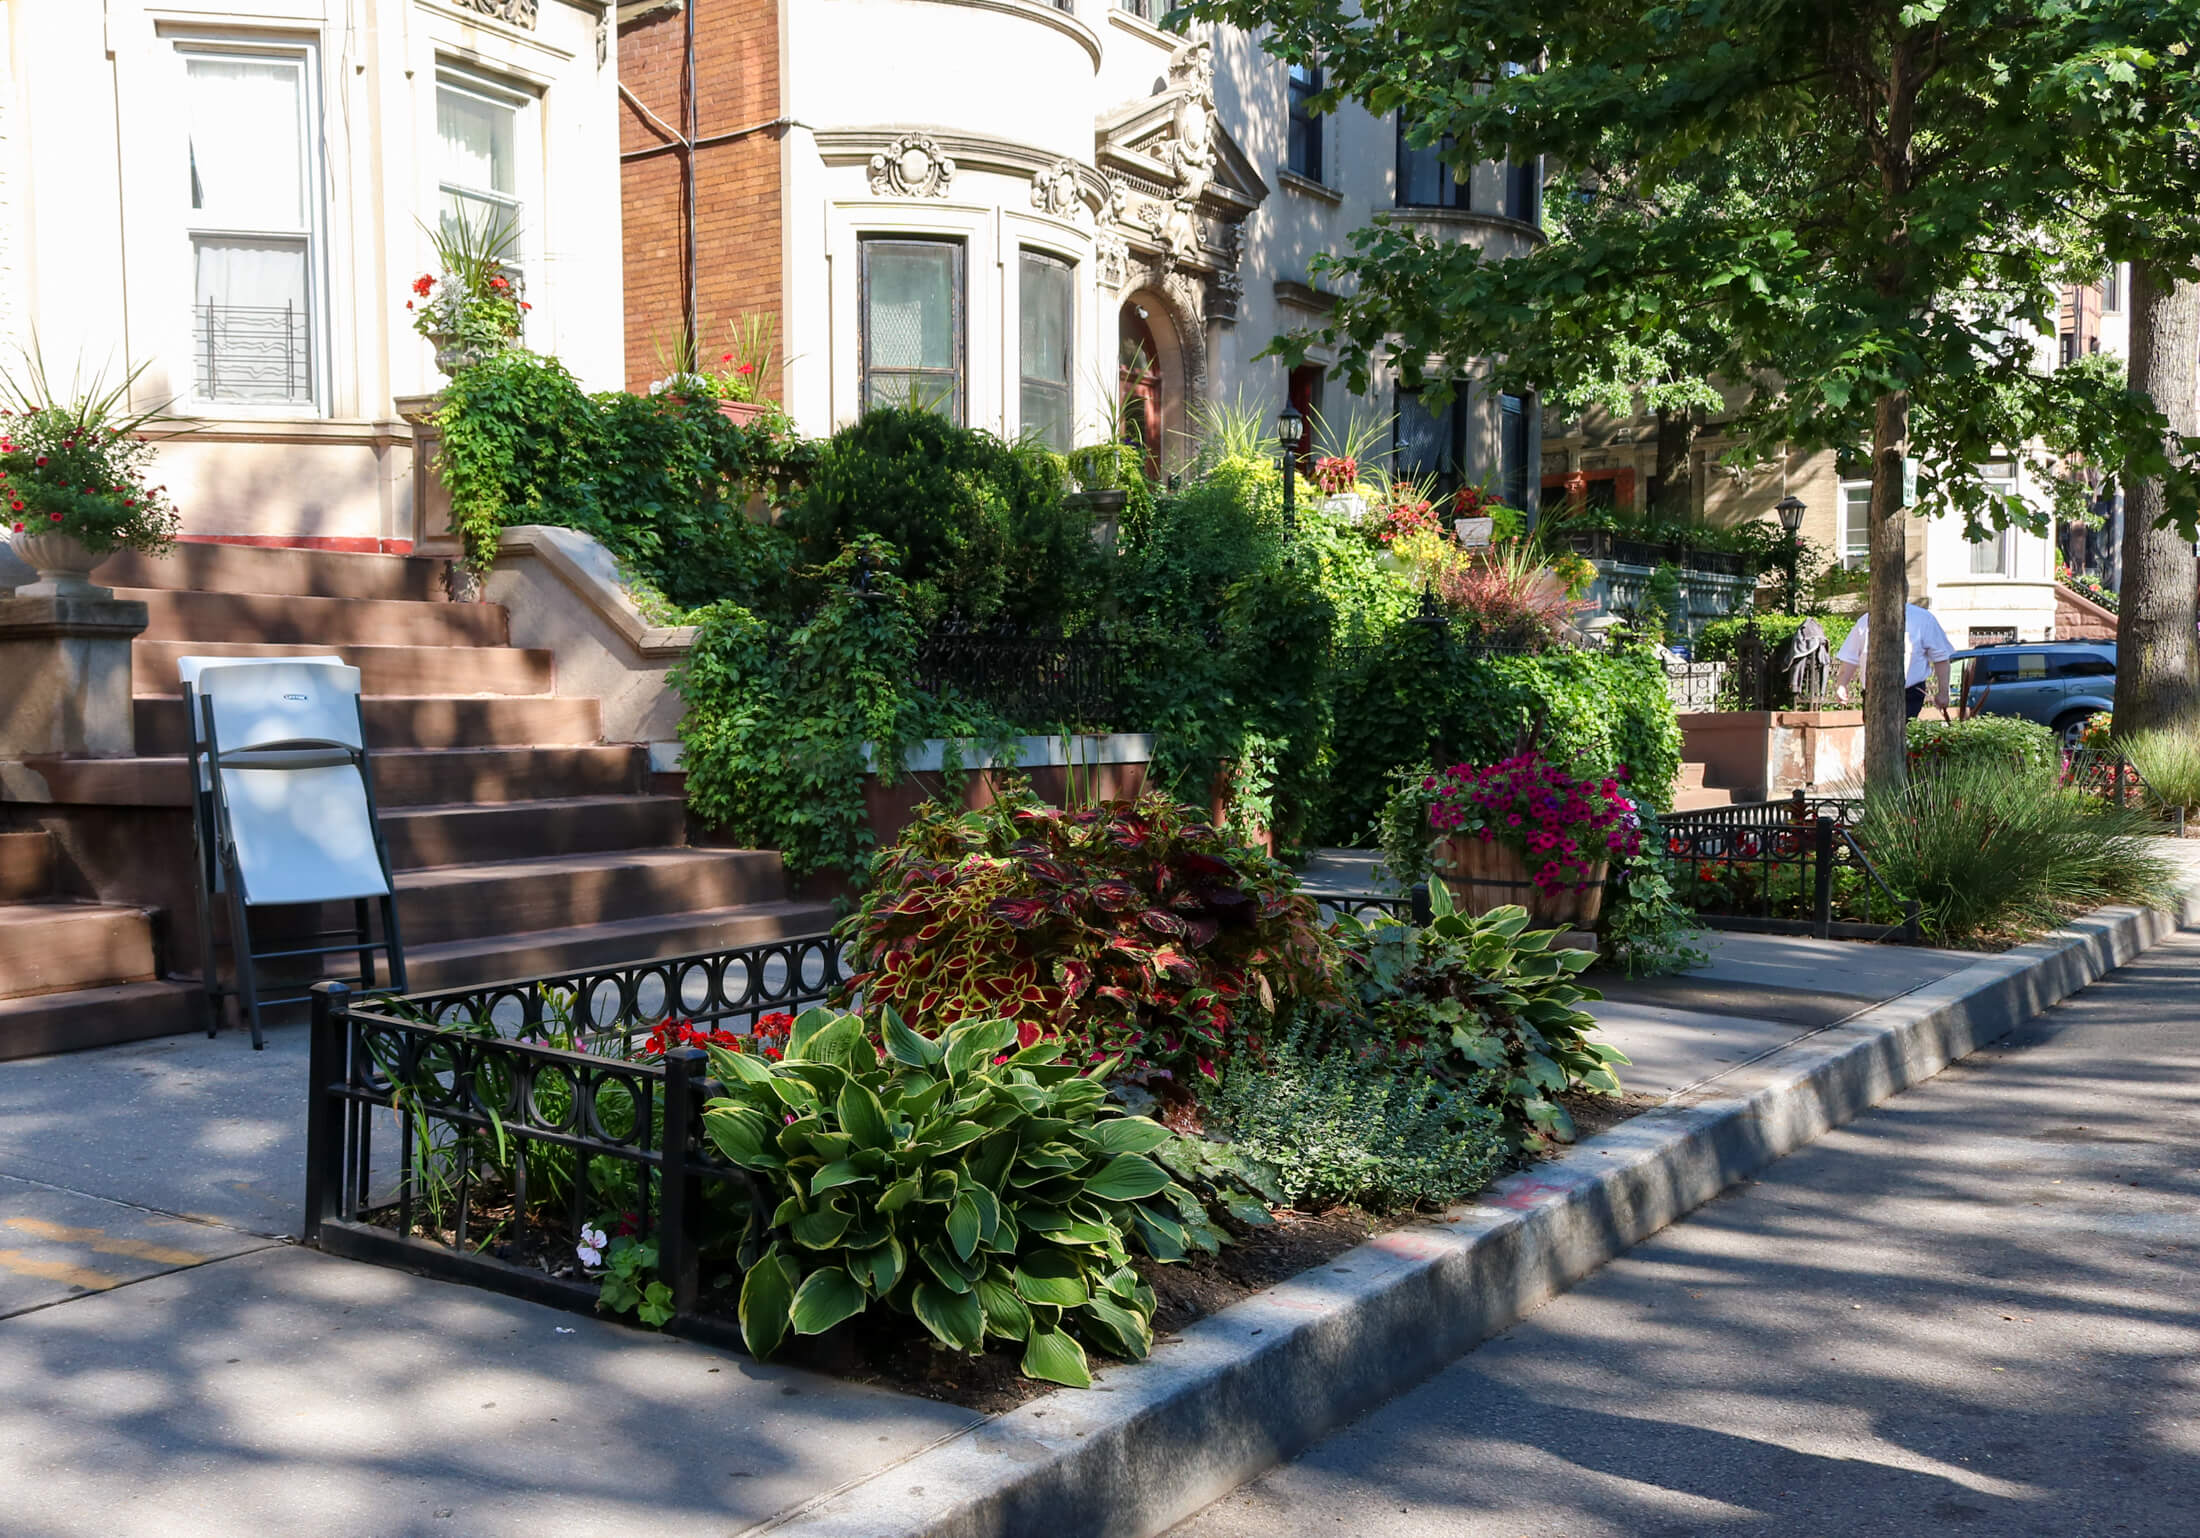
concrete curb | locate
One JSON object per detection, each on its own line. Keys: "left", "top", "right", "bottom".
{"left": 763, "top": 890, "right": 2197, "bottom": 1538}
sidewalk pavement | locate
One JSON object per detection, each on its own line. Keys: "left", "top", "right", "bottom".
{"left": 0, "top": 903, "right": 2057, "bottom": 1536}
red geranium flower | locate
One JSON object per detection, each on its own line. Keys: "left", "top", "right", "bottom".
{"left": 412, "top": 274, "right": 434, "bottom": 296}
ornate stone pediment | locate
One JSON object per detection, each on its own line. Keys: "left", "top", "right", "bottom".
{"left": 868, "top": 135, "right": 955, "bottom": 198}
{"left": 1094, "top": 38, "right": 1268, "bottom": 272}
{"left": 455, "top": 0, "right": 539, "bottom": 26}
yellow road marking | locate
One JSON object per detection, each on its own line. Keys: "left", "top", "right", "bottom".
{"left": 0, "top": 1249, "right": 120, "bottom": 1291}
{"left": 2, "top": 1217, "right": 210, "bottom": 1268}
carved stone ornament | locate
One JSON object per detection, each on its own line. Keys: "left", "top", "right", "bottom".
{"left": 1029, "top": 160, "right": 1083, "bottom": 220}
{"left": 1095, "top": 232, "right": 1130, "bottom": 292}
{"left": 1207, "top": 267, "right": 1243, "bottom": 323}
{"left": 455, "top": 0, "right": 538, "bottom": 26}
{"left": 868, "top": 135, "right": 955, "bottom": 198}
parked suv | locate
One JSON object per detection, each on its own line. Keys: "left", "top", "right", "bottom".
{"left": 1951, "top": 640, "right": 2117, "bottom": 746}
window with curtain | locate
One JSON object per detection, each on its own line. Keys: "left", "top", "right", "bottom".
{"left": 1287, "top": 63, "right": 1324, "bottom": 183}
{"left": 1969, "top": 461, "right": 2017, "bottom": 575}
{"left": 1394, "top": 386, "right": 1465, "bottom": 486}
{"left": 863, "top": 238, "right": 964, "bottom": 423}
{"left": 1397, "top": 117, "right": 1465, "bottom": 208}
{"left": 1841, "top": 480, "right": 1872, "bottom": 569}
{"left": 1019, "top": 250, "right": 1073, "bottom": 453}
{"left": 438, "top": 76, "right": 524, "bottom": 257}
{"left": 183, "top": 49, "right": 317, "bottom": 406}
{"left": 1499, "top": 392, "right": 1531, "bottom": 510}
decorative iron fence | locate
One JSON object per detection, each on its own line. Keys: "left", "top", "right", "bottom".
{"left": 1301, "top": 888, "right": 1427, "bottom": 926}
{"left": 1664, "top": 660, "right": 1728, "bottom": 712}
{"left": 913, "top": 628, "right": 1130, "bottom": 727}
{"left": 1662, "top": 791, "right": 1920, "bottom": 941}
{"left": 2063, "top": 748, "right": 2187, "bottom": 834}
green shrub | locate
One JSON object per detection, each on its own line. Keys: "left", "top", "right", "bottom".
{"left": 787, "top": 408, "right": 1102, "bottom": 627}
{"left": 847, "top": 789, "right": 1337, "bottom": 1088}
{"left": 1694, "top": 611, "right": 1860, "bottom": 688}
{"left": 2119, "top": 728, "right": 2200, "bottom": 817}
{"left": 701, "top": 1007, "right": 1266, "bottom": 1386}
{"left": 1859, "top": 761, "right": 2177, "bottom": 944}
{"left": 1209, "top": 1017, "right": 1507, "bottom": 1213}
{"left": 1906, "top": 714, "right": 2059, "bottom": 780}
{"left": 1338, "top": 891, "right": 1623, "bottom": 1151}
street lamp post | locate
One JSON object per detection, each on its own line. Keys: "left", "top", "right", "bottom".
{"left": 1775, "top": 493, "right": 1807, "bottom": 616}
{"left": 1277, "top": 405, "right": 1303, "bottom": 537}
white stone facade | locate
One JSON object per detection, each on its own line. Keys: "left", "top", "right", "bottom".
{"left": 0, "top": 0, "right": 623, "bottom": 550}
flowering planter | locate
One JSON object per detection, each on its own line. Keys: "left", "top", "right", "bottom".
{"left": 425, "top": 332, "right": 514, "bottom": 377}
{"left": 1436, "top": 834, "right": 1607, "bottom": 927}
{"left": 7, "top": 528, "right": 112, "bottom": 599}
{"left": 717, "top": 400, "right": 771, "bottom": 428}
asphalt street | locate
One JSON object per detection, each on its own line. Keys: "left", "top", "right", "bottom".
{"left": 1169, "top": 927, "right": 2200, "bottom": 1538}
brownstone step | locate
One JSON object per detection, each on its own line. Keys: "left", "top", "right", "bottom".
{"left": 368, "top": 745, "right": 648, "bottom": 807}
{"left": 0, "top": 978, "right": 205, "bottom": 1062}
{"left": 398, "top": 900, "right": 841, "bottom": 992}
{"left": 120, "top": 588, "right": 507, "bottom": 648}
{"left": 132, "top": 640, "right": 555, "bottom": 697}
{"left": 1679, "top": 761, "right": 1710, "bottom": 790}
{"left": 101, "top": 542, "right": 442, "bottom": 602}
{"left": 1670, "top": 785, "right": 1737, "bottom": 812}
{"left": 0, "top": 903, "right": 159, "bottom": 999}
{"left": 135, "top": 694, "right": 604, "bottom": 755}
{"left": 379, "top": 796, "right": 689, "bottom": 869}
{"left": 0, "top": 832, "right": 55, "bottom": 902}
{"left": 388, "top": 849, "right": 791, "bottom": 944}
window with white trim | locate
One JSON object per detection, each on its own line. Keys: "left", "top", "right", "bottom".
{"left": 438, "top": 72, "right": 527, "bottom": 261}
{"left": 862, "top": 237, "right": 965, "bottom": 423}
{"left": 1969, "top": 460, "right": 2017, "bottom": 576}
{"left": 1841, "top": 479, "right": 1871, "bottom": 569}
{"left": 182, "top": 45, "right": 320, "bottom": 407}
{"left": 1018, "top": 250, "right": 1074, "bottom": 453}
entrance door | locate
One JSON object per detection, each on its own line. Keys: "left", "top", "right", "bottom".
{"left": 1119, "top": 304, "right": 1163, "bottom": 477}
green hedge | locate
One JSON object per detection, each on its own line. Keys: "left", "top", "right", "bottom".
{"left": 1906, "top": 714, "right": 2059, "bottom": 779}
{"left": 1694, "top": 612, "right": 1859, "bottom": 665}
{"left": 1311, "top": 634, "right": 1683, "bottom": 843}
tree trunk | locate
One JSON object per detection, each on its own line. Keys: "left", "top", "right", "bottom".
{"left": 2112, "top": 264, "right": 2200, "bottom": 735}
{"left": 1652, "top": 406, "right": 1696, "bottom": 519}
{"left": 1863, "top": 390, "right": 1913, "bottom": 788}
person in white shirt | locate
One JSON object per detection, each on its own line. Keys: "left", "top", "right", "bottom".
{"left": 1832, "top": 599, "right": 1954, "bottom": 719}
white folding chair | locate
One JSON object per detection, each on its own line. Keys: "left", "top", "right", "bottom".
{"left": 187, "top": 660, "right": 406, "bottom": 1048}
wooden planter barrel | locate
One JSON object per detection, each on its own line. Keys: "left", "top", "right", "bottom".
{"left": 1436, "top": 834, "right": 1607, "bottom": 927}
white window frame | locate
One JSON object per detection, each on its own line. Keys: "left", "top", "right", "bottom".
{"left": 1015, "top": 246, "right": 1077, "bottom": 453}
{"left": 1969, "top": 460, "right": 2018, "bottom": 576}
{"left": 432, "top": 63, "right": 543, "bottom": 336}
{"left": 174, "top": 36, "right": 327, "bottom": 417}
{"left": 1840, "top": 478, "right": 1872, "bottom": 569}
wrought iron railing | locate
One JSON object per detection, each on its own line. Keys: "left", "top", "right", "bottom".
{"left": 194, "top": 301, "right": 311, "bottom": 404}
{"left": 1664, "top": 659, "right": 1728, "bottom": 712}
{"left": 2063, "top": 748, "right": 2187, "bottom": 833}
{"left": 1663, "top": 791, "right": 1920, "bottom": 941}
{"left": 914, "top": 627, "right": 1129, "bottom": 727}
{"left": 1301, "top": 888, "right": 1426, "bottom": 926}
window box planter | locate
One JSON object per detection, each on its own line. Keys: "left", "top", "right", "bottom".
{"left": 1435, "top": 834, "right": 1606, "bottom": 927}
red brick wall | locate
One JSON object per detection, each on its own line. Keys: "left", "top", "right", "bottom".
{"left": 618, "top": 0, "right": 784, "bottom": 395}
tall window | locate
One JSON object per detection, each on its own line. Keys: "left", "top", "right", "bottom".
{"left": 2102, "top": 263, "right": 2123, "bottom": 312}
{"left": 1504, "top": 157, "right": 1540, "bottom": 225}
{"left": 1841, "top": 480, "right": 1872, "bottom": 569}
{"left": 1969, "top": 461, "right": 2017, "bottom": 575}
{"left": 438, "top": 75, "right": 525, "bottom": 251}
{"left": 1287, "top": 63, "right": 1324, "bottom": 182}
{"left": 1395, "top": 386, "right": 1465, "bottom": 485}
{"left": 1019, "top": 250, "right": 1073, "bottom": 453}
{"left": 183, "top": 47, "right": 318, "bottom": 407}
{"left": 1499, "top": 392, "right": 1531, "bottom": 510}
{"left": 1397, "top": 117, "right": 1465, "bottom": 208}
{"left": 862, "top": 238, "right": 964, "bottom": 422}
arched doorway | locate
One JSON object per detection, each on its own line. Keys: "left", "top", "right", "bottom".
{"left": 1119, "top": 302, "right": 1165, "bottom": 477}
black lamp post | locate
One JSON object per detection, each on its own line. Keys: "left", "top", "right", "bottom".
{"left": 1277, "top": 405, "right": 1304, "bottom": 537}
{"left": 1775, "top": 493, "right": 1807, "bottom": 615}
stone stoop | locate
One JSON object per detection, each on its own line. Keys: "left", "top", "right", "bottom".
{"left": 1669, "top": 759, "right": 1736, "bottom": 813}
{"left": 0, "top": 541, "right": 834, "bottom": 1059}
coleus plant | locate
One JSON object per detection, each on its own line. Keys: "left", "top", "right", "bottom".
{"left": 701, "top": 1007, "right": 1268, "bottom": 1387}
{"left": 844, "top": 789, "right": 1337, "bottom": 1090}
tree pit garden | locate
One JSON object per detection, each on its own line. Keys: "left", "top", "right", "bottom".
{"left": 307, "top": 788, "right": 1653, "bottom": 1405}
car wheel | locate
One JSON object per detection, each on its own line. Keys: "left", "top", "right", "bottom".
{"left": 2052, "top": 712, "right": 2092, "bottom": 753}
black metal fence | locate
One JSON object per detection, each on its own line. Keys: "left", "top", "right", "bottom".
{"left": 302, "top": 933, "right": 852, "bottom": 1338}
{"left": 1663, "top": 791, "right": 1921, "bottom": 941}
{"left": 913, "top": 627, "right": 1130, "bottom": 727}
{"left": 2062, "top": 748, "right": 2188, "bottom": 833}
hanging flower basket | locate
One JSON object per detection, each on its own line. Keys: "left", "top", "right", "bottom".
{"left": 1435, "top": 834, "right": 1607, "bottom": 927}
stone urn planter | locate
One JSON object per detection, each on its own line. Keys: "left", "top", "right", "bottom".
{"left": 1435, "top": 834, "right": 1607, "bottom": 927}
{"left": 7, "top": 528, "right": 112, "bottom": 599}
{"left": 427, "top": 332, "right": 512, "bottom": 377}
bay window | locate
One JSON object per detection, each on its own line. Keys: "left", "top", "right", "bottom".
{"left": 182, "top": 47, "right": 319, "bottom": 407}
{"left": 1019, "top": 250, "right": 1074, "bottom": 453}
{"left": 862, "top": 238, "right": 964, "bottom": 422}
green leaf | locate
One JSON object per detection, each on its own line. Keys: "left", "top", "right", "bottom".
{"left": 876, "top": 1175, "right": 922, "bottom": 1215}
{"left": 1012, "top": 1250, "right": 1090, "bottom": 1307}
{"left": 1020, "top": 1327, "right": 1092, "bottom": 1388}
{"left": 1079, "top": 1295, "right": 1153, "bottom": 1362}
{"left": 702, "top": 1105, "right": 779, "bottom": 1168}
{"left": 1083, "top": 1117, "right": 1174, "bottom": 1155}
{"left": 919, "top": 1240, "right": 976, "bottom": 1293}
{"left": 783, "top": 1005, "right": 840, "bottom": 1060}
{"left": 850, "top": 1236, "right": 906, "bottom": 1296}
{"left": 790, "top": 1264, "right": 868, "bottom": 1335}
{"left": 706, "top": 1045, "right": 776, "bottom": 1084}
{"left": 882, "top": 1008, "right": 943, "bottom": 1067}
{"left": 809, "top": 1159, "right": 870, "bottom": 1195}
{"left": 946, "top": 1191, "right": 983, "bottom": 1261}
{"left": 737, "top": 1245, "right": 798, "bottom": 1359}
{"left": 974, "top": 1267, "right": 1034, "bottom": 1341}
{"left": 1082, "top": 1153, "right": 1170, "bottom": 1202}
{"left": 942, "top": 1017, "right": 1019, "bottom": 1078}
{"left": 790, "top": 1197, "right": 852, "bottom": 1250}
{"left": 912, "top": 1280, "right": 985, "bottom": 1351}
{"left": 837, "top": 1080, "right": 893, "bottom": 1150}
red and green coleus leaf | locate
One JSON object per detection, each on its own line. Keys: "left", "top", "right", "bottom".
{"left": 987, "top": 897, "right": 1053, "bottom": 930}
{"left": 1089, "top": 879, "right": 1140, "bottom": 913}
{"left": 1137, "top": 909, "right": 1190, "bottom": 938}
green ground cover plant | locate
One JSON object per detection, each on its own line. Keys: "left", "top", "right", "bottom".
{"left": 1906, "top": 715, "right": 2060, "bottom": 780}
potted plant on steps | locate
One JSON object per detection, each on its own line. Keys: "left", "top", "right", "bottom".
{"left": 408, "top": 208, "right": 528, "bottom": 379}
{"left": 1380, "top": 752, "right": 1643, "bottom": 927}
{"left": 2, "top": 352, "right": 183, "bottom": 599}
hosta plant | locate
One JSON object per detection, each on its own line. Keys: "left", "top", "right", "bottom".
{"left": 845, "top": 790, "right": 1336, "bottom": 1089}
{"left": 702, "top": 1007, "right": 1269, "bottom": 1387}
{"left": 1338, "top": 881, "right": 1623, "bottom": 1152}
